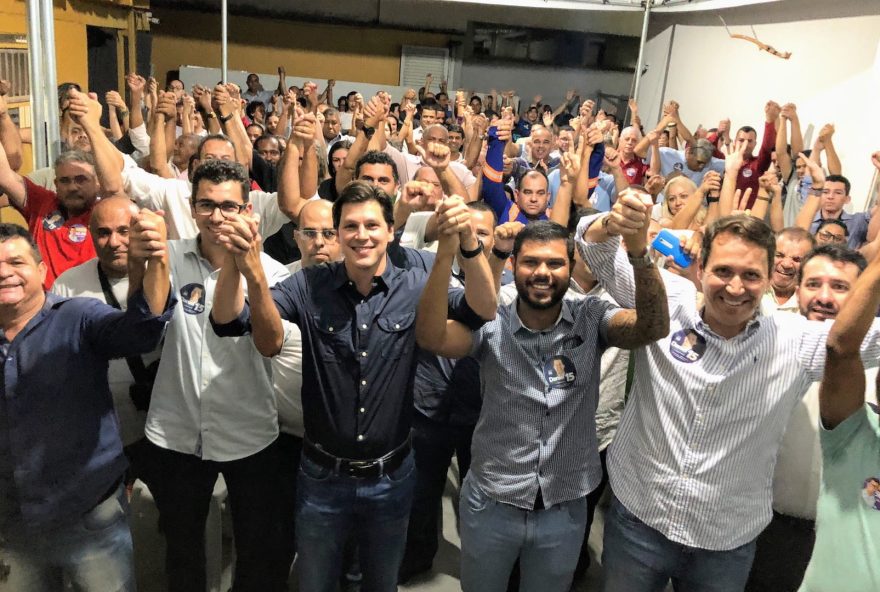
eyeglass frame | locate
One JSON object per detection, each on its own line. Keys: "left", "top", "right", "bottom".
{"left": 295, "top": 228, "right": 338, "bottom": 242}
{"left": 192, "top": 199, "right": 248, "bottom": 218}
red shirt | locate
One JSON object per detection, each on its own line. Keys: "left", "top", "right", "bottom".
{"left": 20, "top": 178, "right": 95, "bottom": 289}
{"left": 620, "top": 157, "right": 649, "bottom": 186}
{"left": 736, "top": 120, "right": 776, "bottom": 209}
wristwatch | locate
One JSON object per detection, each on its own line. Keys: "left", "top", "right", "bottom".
{"left": 218, "top": 112, "right": 234, "bottom": 123}
{"left": 204, "top": 111, "right": 217, "bottom": 120}
{"left": 362, "top": 124, "right": 375, "bottom": 139}
{"left": 460, "top": 239, "right": 484, "bottom": 259}
{"left": 491, "top": 246, "right": 512, "bottom": 260}
{"left": 627, "top": 249, "right": 653, "bottom": 268}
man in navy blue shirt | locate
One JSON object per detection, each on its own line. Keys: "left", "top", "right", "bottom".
{"left": 0, "top": 214, "right": 172, "bottom": 592}
{"left": 211, "top": 181, "right": 497, "bottom": 591}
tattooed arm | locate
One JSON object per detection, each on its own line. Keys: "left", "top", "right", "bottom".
{"left": 605, "top": 265, "right": 670, "bottom": 348}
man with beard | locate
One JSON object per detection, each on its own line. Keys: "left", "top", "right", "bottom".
{"left": 761, "top": 227, "right": 815, "bottom": 314}
{"left": 415, "top": 200, "right": 669, "bottom": 591}
{"left": 747, "top": 244, "right": 871, "bottom": 591}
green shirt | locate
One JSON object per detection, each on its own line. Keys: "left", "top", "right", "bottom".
{"left": 800, "top": 403, "right": 880, "bottom": 591}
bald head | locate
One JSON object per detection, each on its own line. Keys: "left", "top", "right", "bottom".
{"left": 90, "top": 197, "right": 135, "bottom": 278}
{"left": 296, "top": 199, "right": 341, "bottom": 267}
{"left": 420, "top": 124, "right": 449, "bottom": 147}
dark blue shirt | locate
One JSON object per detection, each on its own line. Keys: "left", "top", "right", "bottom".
{"left": 0, "top": 291, "right": 173, "bottom": 531}
{"left": 213, "top": 257, "right": 483, "bottom": 459}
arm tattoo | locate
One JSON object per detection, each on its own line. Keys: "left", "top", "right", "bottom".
{"left": 608, "top": 266, "right": 670, "bottom": 349}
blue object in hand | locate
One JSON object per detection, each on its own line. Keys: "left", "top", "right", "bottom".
{"left": 651, "top": 229, "right": 692, "bottom": 268}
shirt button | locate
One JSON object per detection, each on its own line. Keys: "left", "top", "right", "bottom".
{"left": 357, "top": 435, "right": 364, "bottom": 441}
{"left": 359, "top": 407, "right": 365, "bottom": 413}
{"left": 394, "top": 324, "right": 400, "bottom": 329}
{"left": 361, "top": 380, "right": 367, "bottom": 386}
{"left": 361, "top": 351, "right": 367, "bottom": 357}
{"left": 361, "top": 324, "right": 367, "bottom": 330}
{"left": 328, "top": 327, "right": 334, "bottom": 332}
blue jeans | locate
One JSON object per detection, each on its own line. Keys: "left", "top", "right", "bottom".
{"left": 0, "top": 485, "right": 135, "bottom": 592}
{"left": 602, "top": 495, "right": 757, "bottom": 592}
{"left": 459, "top": 474, "right": 588, "bottom": 592}
{"left": 295, "top": 450, "right": 416, "bottom": 592}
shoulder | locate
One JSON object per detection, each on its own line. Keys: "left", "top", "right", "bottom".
{"left": 52, "top": 259, "right": 99, "bottom": 295}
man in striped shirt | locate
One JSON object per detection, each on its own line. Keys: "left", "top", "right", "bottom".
{"left": 416, "top": 189, "right": 669, "bottom": 592}
{"left": 576, "top": 212, "right": 880, "bottom": 592}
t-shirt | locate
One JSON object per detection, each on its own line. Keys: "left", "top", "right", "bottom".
{"left": 799, "top": 404, "right": 880, "bottom": 591}
{"left": 19, "top": 179, "right": 95, "bottom": 289}
{"left": 658, "top": 147, "right": 725, "bottom": 186}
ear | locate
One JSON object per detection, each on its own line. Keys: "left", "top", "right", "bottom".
{"left": 244, "top": 202, "right": 254, "bottom": 214}
{"left": 38, "top": 261, "right": 47, "bottom": 285}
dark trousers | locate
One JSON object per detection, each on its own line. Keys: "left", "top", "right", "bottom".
{"left": 400, "top": 412, "right": 475, "bottom": 574}
{"left": 139, "top": 438, "right": 288, "bottom": 592}
{"left": 573, "top": 447, "right": 609, "bottom": 581}
{"left": 744, "top": 511, "right": 815, "bottom": 592}
{"left": 277, "top": 432, "right": 304, "bottom": 579}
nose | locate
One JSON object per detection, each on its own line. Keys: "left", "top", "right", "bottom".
{"left": 108, "top": 231, "right": 126, "bottom": 249}
{"left": 725, "top": 275, "right": 746, "bottom": 296}
{"left": 209, "top": 207, "right": 225, "bottom": 223}
{"left": 313, "top": 232, "right": 325, "bottom": 247}
{"left": 815, "top": 283, "right": 834, "bottom": 304}
{"left": 354, "top": 224, "right": 368, "bottom": 240}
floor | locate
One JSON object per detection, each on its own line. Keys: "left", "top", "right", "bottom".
{"left": 130, "top": 460, "right": 612, "bottom": 592}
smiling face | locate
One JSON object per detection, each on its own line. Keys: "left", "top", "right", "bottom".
{"left": 338, "top": 200, "right": 394, "bottom": 275}
{"left": 513, "top": 239, "right": 571, "bottom": 311}
{"left": 0, "top": 237, "right": 46, "bottom": 309}
{"left": 357, "top": 163, "right": 398, "bottom": 197}
{"left": 699, "top": 233, "right": 769, "bottom": 338}
{"left": 797, "top": 255, "right": 861, "bottom": 321}
{"left": 771, "top": 235, "right": 813, "bottom": 296}
{"left": 190, "top": 180, "right": 251, "bottom": 244}
{"left": 529, "top": 127, "right": 553, "bottom": 162}
{"left": 90, "top": 198, "right": 132, "bottom": 278}
{"left": 665, "top": 180, "right": 693, "bottom": 217}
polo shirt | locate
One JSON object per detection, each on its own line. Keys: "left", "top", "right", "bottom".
{"left": 658, "top": 147, "right": 725, "bottom": 186}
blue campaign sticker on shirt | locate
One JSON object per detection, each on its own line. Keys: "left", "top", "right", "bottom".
{"left": 673, "top": 162, "right": 684, "bottom": 171}
{"left": 43, "top": 211, "right": 64, "bottom": 231}
{"left": 67, "top": 224, "right": 88, "bottom": 243}
{"left": 180, "top": 283, "right": 206, "bottom": 315}
{"left": 543, "top": 355, "right": 577, "bottom": 388}
{"left": 669, "top": 329, "right": 706, "bottom": 363}
{"left": 861, "top": 477, "right": 880, "bottom": 510}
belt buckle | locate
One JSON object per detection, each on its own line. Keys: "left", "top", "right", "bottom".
{"left": 346, "top": 459, "right": 378, "bottom": 477}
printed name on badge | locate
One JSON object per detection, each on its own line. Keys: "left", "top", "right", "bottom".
{"left": 181, "top": 283, "right": 206, "bottom": 315}
{"left": 543, "top": 355, "right": 577, "bottom": 388}
{"left": 669, "top": 329, "right": 706, "bottom": 363}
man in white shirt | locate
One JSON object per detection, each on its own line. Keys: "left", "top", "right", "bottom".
{"left": 747, "top": 244, "right": 871, "bottom": 591}
{"left": 52, "top": 197, "right": 156, "bottom": 481}
{"left": 760, "top": 228, "right": 815, "bottom": 315}
{"left": 137, "top": 160, "right": 291, "bottom": 592}
{"left": 577, "top": 208, "right": 880, "bottom": 592}
{"left": 242, "top": 72, "right": 274, "bottom": 108}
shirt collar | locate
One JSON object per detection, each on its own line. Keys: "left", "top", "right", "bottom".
{"left": 509, "top": 298, "right": 573, "bottom": 334}
{"left": 331, "top": 256, "right": 398, "bottom": 292}
{"left": 694, "top": 308, "right": 762, "bottom": 341}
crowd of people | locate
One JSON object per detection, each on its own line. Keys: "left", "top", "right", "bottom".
{"left": 0, "top": 60, "right": 878, "bottom": 592}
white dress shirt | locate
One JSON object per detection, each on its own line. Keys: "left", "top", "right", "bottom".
{"left": 145, "top": 239, "right": 289, "bottom": 461}
{"left": 576, "top": 216, "right": 880, "bottom": 550}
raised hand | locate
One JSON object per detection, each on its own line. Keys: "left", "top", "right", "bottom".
{"left": 418, "top": 140, "right": 452, "bottom": 171}
{"left": 732, "top": 188, "right": 753, "bottom": 214}
{"left": 700, "top": 170, "right": 722, "bottom": 195}
{"left": 495, "top": 117, "right": 513, "bottom": 143}
{"left": 129, "top": 208, "right": 168, "bottom": 262}
{"left": 764, "top": 100, "right": 781, "bottom": 123}
{"left": 541, "top": 111, "right": 554, "bottom": 128}
{"left": 607, "top": 187, "right": 654, "bottom": 253}
{"left": 0, "top": 80, "right": 9, "bottom": 96}
{"left": 401, "top": 181, "right": 436, "bottom": 211}
{"left": 560, "top": 151, "right": 581, "bottom": 184}
{"left": 66, "top": 89, "right": 103, "bottom": 129}
{"left": 126, "top": 74, "right": 146, "bottom": 95}
{"left": 798, "top": 151, "right": 825, "bottom": 186}
{"left": 645, "top": 174, "right": 666, "bottom": 197}
{"left": 780, "top": 103, "right": 797, "bottom": 121}
{"left": 156, "top": 91, "right": 178, "bottom": 120}
{"left": 725, "top": 140, "right": 748, "bottom": 174}
{"left": 603, "top": 146, "right": 621, "bottom": 170}
{"left": 872, "top": 150, "right": 880, "bottom": 172}
{"left": 818, "top": 123, "right": 835, "bottom": 143}
{"left": 758, "top": 166, "right": 778, "bottom": 196}
{"left": 217, "top": 212, "right": 263, "bottom": 273}
{"left": 292, "top": 111, "right": 317, "bottom": 147}
{"left": 493, "top": 221, "right": 525, "bottom": 255}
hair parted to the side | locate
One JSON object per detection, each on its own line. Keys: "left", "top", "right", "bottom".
{"left": 332, "top": 180, "right": 394, "bottom": 229}
{"left": 512, "top": 220, "right": 574, "bottom": 265}
{"left": 701, "top": 215, "right": 776, "bottom": 273}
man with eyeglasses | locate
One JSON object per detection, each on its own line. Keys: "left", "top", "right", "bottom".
{"left": 137, "top": 159, "right": 292, "bottom": 592}
{"left": 289, "top": 200, "right": 341, "bottom": 274}
{"left": 814, "top": 218, "right": 849, "bottom": 246}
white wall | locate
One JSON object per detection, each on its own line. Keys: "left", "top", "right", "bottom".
{"left": 637, "top": 15, "right": 880, "bottom": 208}
{"left": 458, "top": 61, "right": 632, "bottom": 114}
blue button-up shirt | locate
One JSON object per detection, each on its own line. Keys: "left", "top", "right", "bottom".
{"left": 810, "top": 210, "right": 870, "bottom": 249}
{"left": 213, "top": 257, "right": 483, "bottom": 459}
{"left": 0, "top": 291, "right": 173, "bottom": 531}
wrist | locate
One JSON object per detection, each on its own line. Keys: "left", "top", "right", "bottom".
{"left": 601, "top": 214, "right": 619, "bottom": 237}
{"left": 491, "top": 245, "right": 512, "bottom": 260}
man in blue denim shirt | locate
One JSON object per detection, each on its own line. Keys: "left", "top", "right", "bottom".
{"left": 0, "top": 216, "right": 172, "bottom": 591}
{"left": 211, "top": 182, "right": 497, "bottom": 591}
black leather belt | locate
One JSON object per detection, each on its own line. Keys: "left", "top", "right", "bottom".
{"left": 303, "top": 436, "right": 411, "bottom": 479}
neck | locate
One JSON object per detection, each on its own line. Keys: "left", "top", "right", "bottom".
{"left": 344, "top": 256, "right": 386, "bottom": 296}
{"left": 572, "top": 273, "right": 597, "bottom": 294}
{"left": 701, "top": 309, "right": 749, "bottom": 340}
{"left": 0, "top": 292, "right": 46, "bottom": 338}
{"left": 197, "top": 235, "right": 228, "bottom": 270}
{"left": 516, "top": 298, "right": 562, "bottom": 331}
{"left": 821, "top": 207, "right": 842, "bottom": 219}
{"left": 99, "top": 261, "right": 127, "bottom": 279}
{"left": 773, "top": 284, "right": 795, "bottom": 303}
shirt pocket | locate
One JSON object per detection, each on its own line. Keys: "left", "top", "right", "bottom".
{"left": 311, "top": 314, "right": 352, "bottom": 364}
{"left": 377, "top": 312, "right": 416, "bottom": 360}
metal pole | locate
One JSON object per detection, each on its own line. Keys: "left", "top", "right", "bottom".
{"left": 221, "top": 0, "right": 228, "bottom": 83}
{"left": 26, "top": 0, "right": 47, "bottom": 168}
{"left": 632, "top": 0, "right": 653, "bottom": 107}
{"left": 39, "top": 0, "right": 60, "bottom": 163}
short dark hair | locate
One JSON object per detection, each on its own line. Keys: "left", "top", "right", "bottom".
{"left": 469, "top": 95, "right": 482, "bottom": 104}
{"left": 446, "top": 124, "right": 464, "bottom": 137}
{"left": 245, "top": 101, "right": 265, "bottom": 119}
{"left": 332, "top": 180, "right": 394, "bottom": 229}
{"left": 517, "top": 169, "right": 549, "bottom": 191}
{"left": 191, "top": 159, "right": 250, "bottom": 203}
{"left": 354, "top": 151, "right": 399, "bottom": 184}
{"left": 512, "top": 220, "right": 574, "bottom": 265}
{"left": 436, "top": 92, "right": 448, "bottom": 101}
{"left": 327, "top": 140, "right": 353, "bottom": 178}
{"left": 467, "top": 200, "right": 498, "bottom": 226}
{"left": 797, "top": 244, "right": 867, "bottom": 284}
{"left": 816, "top": 218, "right": 849, "bottom": 237}
{"left": 778, "top": 226, "right": 816, "bottom": 248}
{"left": 701, "top": 215, "right": 776, "bottom": 273}
{"left": 0, "top": 223, "right": 41, "bottom": 263}
{"left": 197, "top": 134, "right": 236, "bottom": 160}
{"left": 737, "top": 125, "right": 757, "bottom": 136}
{"left": 254, "top": 134, "right": 280, "bottom": 153}
{"left": 825, "top": 174, "right": 851, "bottom": 195}
{"left": 420, "top": 100, "right": 442, "bottom": 115}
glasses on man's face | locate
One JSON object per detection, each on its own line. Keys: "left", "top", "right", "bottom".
{"left": 193, "top": 200, "right": 246, "bottom": 218}
{"left": 817, "top": 230, "right": 846, "bottom": 243}
{"left": 296, "top": 228, "right": 338, "bottom": 242}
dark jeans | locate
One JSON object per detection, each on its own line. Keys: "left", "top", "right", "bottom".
{"left": 139, "top": 438, "right": 288, "bottom": 592}
{"left": 277, "top": 432, "right": 304, "bottom": 579}
{"left": 296, "top": 450, "right": 416, "bottom": 592}
{"left": 744, "top": 511, "right": 815, "bottom": 592}
{"left": 401, "top": 412, "right": 475, "bottom": 574}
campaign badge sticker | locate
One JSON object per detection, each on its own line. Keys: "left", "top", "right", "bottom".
{"left": 861, "top": 477, "right": 880, "bottom": 510}
{"left": 67, "top": 224, "right": 88, "bottom": 243}
{"left": 673, "top": 162, "right": 684, "bottom": 171}
{"left": 543, "top": 355, "right": 576, "bottom": 388}
{"left": 669, "top": 329, "right": 706, "bottom": 363}
{"left": 742, "top": 168, "right": 753, "bottom": 178}
{"left": 626, "top": 167, "right": 638, "bottom": 178}
{"left": 180, "top": 283, "right": 206, "bottom": 315}
{"left": 43, "top": 211, "right": 64, "bottom": 231}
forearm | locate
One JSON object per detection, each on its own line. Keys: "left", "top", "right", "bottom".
{"left": 669, "top": 189, "right": 705, "bottom": 229}
{"left": 464, "top": 134, "right": 483, "bottom": 170}
{"left": 211, "top": 257, "right": 245, "bottom": 324}
{"left": 610, "top": 265, "right": 670, "bottom": 348}
{"left": 299, "top": 143, "right": 318, "bottom": 200}
{"left": 459, "top": 247, "right": 498, "bottom": 321}
{"left": 278, "top": 143, "right": 305, "bottom": 220}
{"left": 866, "top": 210, "right": 880, "bottom": 243}
{"left": 242, "top": 265, "right": 284, "bottom": 357}
{"left": 223, "top": 114, "right": 253, "bottom": 170}
{"left": 789, "top": 117, "right": 804, "bottom": 162}
{"left": 824, "top": 139, "right": 842, "bottom": 175}
{"left": 438, "top": 167, "right": 468, "bottom": 201}
{"left": 415, "top": 251, "right": 455, "bottom": 352}
{"left": 141, "top": 256, "right": 171, "bottom": 316}
{"left": 577, "top": 215, "right": 638, "bottom": 308}
{"left": 107, "top": 107, "right": 123, "bottom": 141}
{"left": 163, "top": 119, "right": 176, "bottom": 162}
{"left": 550, "top": 180, "right": 573, "bottom": 227}
{"left": 337, "top": 131, "right": 368, "bottom": 194}
{"left": 674, "top": 116, "right": 695, "bottom": 146}
{"left": 794, "top": 194, "right": 821, "bottom": 231}
{"left": 0, "top": 112, "right": 23, "bottom": 172}
{"left": 129, "top": 92, "right": 145, "bottom": 129}
{"left": 775, "top": 118, "right": 792, "bottom": 181}
{"left": 149, "top": 115, "right": 173, "bottom": 179}
{"left": 768, "top": 190, "right": 784, "bottom": 232}
{"left": 719, "top": 170, "right": 739, "bottom": 217}
{"left": 181, "top": 110, "right": 193, "bottom": 135}
{"left": 84, "top": 119, "right": 125, "bottom": 197}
